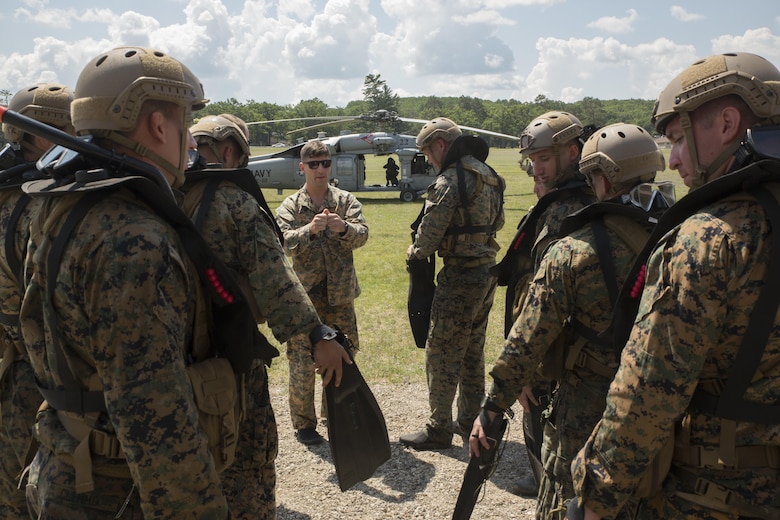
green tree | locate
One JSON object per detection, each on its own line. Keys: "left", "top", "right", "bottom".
{"left": 362, "top": 74, "right": 400, "bottom": 114}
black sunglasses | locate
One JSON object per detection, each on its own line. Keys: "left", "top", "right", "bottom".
{"left": 304, "top": 159, "right": 332, "bottom": 169}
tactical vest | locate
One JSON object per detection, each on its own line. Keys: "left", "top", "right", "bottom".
{"left": 438, "top": 158, "right": 505, "bottom": 257}
{"left": 612, "top": 160, "right": 780, "bottom": 516}
{"left": 535, "top": 200, "right": 662, "bottom": 381}
{"left": 23, "top": 165, "right": 277, "bottom": 492}
{"left": 491, "top": 178, "right": 592, "bottom": 337}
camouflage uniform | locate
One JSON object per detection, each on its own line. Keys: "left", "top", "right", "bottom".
{"left": 410, "top": 154, "right": 505, "bottom": 443}
{"left": 275, "top": 185, "right": 368, "bottom": 430}
{"left": 572, "top": 173, "right": 780, "bottom": 519}
{"left": 0, "top": 166, "right": 44, "bottom": 518}
{"left": 182, "top": 177, "right": 322, "bottom": 519}
{"left": 502, "top": 182, "right": 595, "bottom": 487}
{"left": 489, "top": 206, "right": 641, "bottom": 519}
{"left": 20, "top": 189, "right": 228, "bottom": 518}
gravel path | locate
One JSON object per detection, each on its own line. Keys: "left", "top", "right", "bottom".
{"left": 270, "top": 381, "right": 538, "bottom": 519}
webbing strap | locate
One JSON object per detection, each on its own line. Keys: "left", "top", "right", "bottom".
{"left": 590, "top": 217, "right": 619, "bottom": 308}
{"left": 193, "top": 178, "right": 220, "bottom": 231}
{"left": 40, "top": 191, "right": 107, "bottom": 415}
{"left": 689, "top": 184, "right": 780, "bottom": 423}
{"left": 5, "top": 193, "right": 30, "bottom": 293}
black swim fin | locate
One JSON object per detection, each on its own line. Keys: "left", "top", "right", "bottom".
{"left": 407, "top": 254, "right": 436, "bottom": 349}
{"left": 324, "top": 339, "right": 391, "bottom": 491}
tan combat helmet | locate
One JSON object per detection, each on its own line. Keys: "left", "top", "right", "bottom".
{"left": 3, "top": 82, "right": 75, "bottom": 157}
{"left": 651, "top": 52, "right": 780, "bottom": 189}
{"left": 580, "top": 122, "right": 665, "bottom": 200}
{"left": 519, "top": 111, "right": 583, "bottom": 188}
{"left": 70, "top": 46, "right": 208, "bottom": 187}
{"left": 416, "top": 117, "right": 462, "bottom": 149}
{"left": 191, "top": 114, "right": 251, "bottom": 168}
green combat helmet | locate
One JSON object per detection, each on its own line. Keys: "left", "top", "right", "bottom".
{"left": 579, "top": 122, "right": 666, "bottom": 199}
{"left": 518, "top": 111, "right": 583, "bottom": 189}
{"left": 2, "top": 82, "right": 74, "bottom": 158}
{"left": 70, "top": 46, "right": 208, "bottom": 188}
{"left": 191, "top": 114, "right": 251, "bottom": 168}
{"left": 651, "top": 52, "right": 780, "bottom": 190}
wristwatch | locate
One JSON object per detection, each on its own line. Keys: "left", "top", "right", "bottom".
{"left": 309, "top": 324, "right": 338, "bottom": 345}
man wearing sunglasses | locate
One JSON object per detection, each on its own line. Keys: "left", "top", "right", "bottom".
{"left": 276, "top": 140, "right": 369, "bottom": 446}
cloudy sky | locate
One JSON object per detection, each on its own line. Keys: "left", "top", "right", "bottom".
{"left": 2, "top": 0, "right": 779, "bottom": 109}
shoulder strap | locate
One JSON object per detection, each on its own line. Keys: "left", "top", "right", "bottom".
{"left": 492, "top": 179, "right": 590, "bottom": 285}
{"left": 590, "top": 217, "right": 619, "bottom": 308}
{"left": 688, "top": 183, "right": 780, "bottom": 423}
{"left": 184, "top": 168, "right": 284, "bottom": 246}
{"left": 37, "top": 191, "right": 109, "bottom": 414}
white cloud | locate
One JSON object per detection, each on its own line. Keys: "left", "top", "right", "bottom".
{"left": 670, "top": 5, "right": 704, "bottom": 22}
{"left": 1, "top": 0, "right": 778, "bottom": 110}
{"left": 525, "top": 36, "right": 697, "bottom": 103}
{"left": 587, "top": 9, "right": 638, "bottom": 34}
{"left": 710, "top": 27, "right": 780, "bottom": 67}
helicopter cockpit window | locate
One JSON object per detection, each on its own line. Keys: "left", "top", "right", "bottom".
{"left": 335, "top": 155, "right": 354, "bottom": 177}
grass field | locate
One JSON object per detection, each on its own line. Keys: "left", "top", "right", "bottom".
{"left": 254, "top": 146, "right": 685, "bottom": 386}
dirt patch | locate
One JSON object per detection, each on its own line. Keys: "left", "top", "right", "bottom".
{"left": 271, "top": 381, "right": 537, "bottom": 519}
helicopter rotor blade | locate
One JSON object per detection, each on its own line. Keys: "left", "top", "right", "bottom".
{"left": 458, "top": 125, "right": 520, "bottom": 141}
{"left": 286, "top": 119, "right": 361, "bottom": 135}
{"left": 246, "top": 116, "right": 353, "bottom": 126}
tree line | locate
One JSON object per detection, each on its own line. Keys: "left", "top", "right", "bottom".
{"left": 198, "top": 75, "right": 656, "bottom": 148}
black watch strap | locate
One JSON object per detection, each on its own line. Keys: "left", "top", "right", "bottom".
{"left": 309, "top": 324, "right": 337, "bottom": 346}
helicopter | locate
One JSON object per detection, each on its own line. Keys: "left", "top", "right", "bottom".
{"left": 245, "top": 111, "right": 519, "bottom": 202}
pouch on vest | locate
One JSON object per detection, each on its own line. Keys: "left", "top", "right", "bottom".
{"left": 632, "top": 430, "right": 675, "bottom": 498}
{"left": 186, "top": 357, "right": 240, "bottom": 473}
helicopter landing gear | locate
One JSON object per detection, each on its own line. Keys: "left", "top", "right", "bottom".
{"left": 400, "top": 189, "right": 417, "bottom": 202}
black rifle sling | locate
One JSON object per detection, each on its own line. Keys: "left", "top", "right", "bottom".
{"left": 689, "top": 183, "right": 780, "bottom": 424}
{"left": 38, "top": 191, "right": 109, "bottom": 414}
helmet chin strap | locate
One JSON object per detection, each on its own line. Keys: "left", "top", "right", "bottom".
{"left": 680, "top": 112, "right": 742, "bottom": 191}
{"left": 98, "top": 130, "right": 186, "bottom": 189}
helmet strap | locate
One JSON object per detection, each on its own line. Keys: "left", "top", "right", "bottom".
{"left": 96, "top": 130, "right": 185, "bottom": 189}
{"left": 681, "top": 112, "right": 742, "bottom": 190}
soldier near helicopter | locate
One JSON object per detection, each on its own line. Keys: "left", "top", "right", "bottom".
{"left": 491, "top": 111, "right": 596, "bottom": 497}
